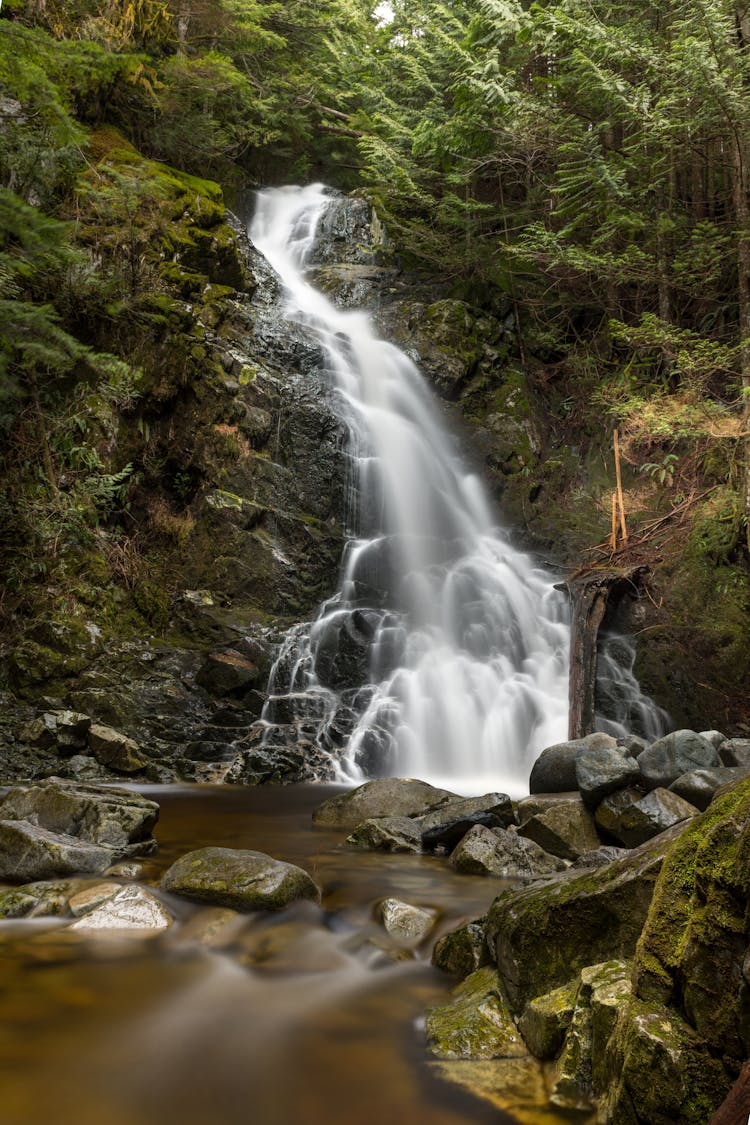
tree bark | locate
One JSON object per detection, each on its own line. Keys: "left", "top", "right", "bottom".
{"left": 567, "top": 567, "right": 649, "bottom": 740}
{"left": 731, "top": 131, "right": 750, "bottom": 550}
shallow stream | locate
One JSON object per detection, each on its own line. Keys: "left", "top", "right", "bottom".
{"left": 0, "top": 785, "right": 589, "bottom": 1125}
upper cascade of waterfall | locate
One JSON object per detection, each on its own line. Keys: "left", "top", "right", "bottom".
{"left": 248, "top": 185, "right": 663, "bottom": 797}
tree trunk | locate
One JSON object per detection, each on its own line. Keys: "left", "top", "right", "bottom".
{"left": 731, "top": 132, "right": 750, "bottom": 550}
{"left": 567, "top": 567, "right": 649, "bottom": 740}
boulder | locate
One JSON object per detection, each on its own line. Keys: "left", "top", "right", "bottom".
{"left": 518, "top": 796, "right": 601, "bottom": 861}
{"left": 88, "top": 723, "right": 147, "bottom": 774}
{"left": 376, "top": 898, "right": 437, "bottom": 945}
{"left": 418, "top": 793, "right": 515, "bottom": 852}
{"left": 346, "top": 816, "right": 422, "bottom": 853}
{"left": 599, "top": 996, "right": 729, "bottom": 1125}
{"left": 312, "top": 778, "right": 456, "bottom": 829}
{"left": 0, "top": 877, "right": 86, "bottom": 918}
{"left": 484, "top": 822, "right": 688, "bottom": 1011}
{"left": 161, "top": 847, "right": 320, "bottom": 911}
{"left": 425, "top": 966, "right": 527, "bottom": 1060}
{"left": 614, "top": 788, "right": 699, "bottom": 848}
{"left": 432, "top": 919, "right": 490, "bottom": 979}
{"left": 69, "top": 885, "right": 173, "bottom": 931}
{"left": 55, "top": 710, "right": 92, "bottom": 753}
{"left": 550, "top": 961, "right": 632, "bottom": 1112}
{"left": 575, "top": 746, "right": 641, "bottom": 810}
{"left": 617, "top": 734, "right": 649, "bottom": 757}
{"left": 670, "top": 766, "right": 750, "bottom": 811}
{"left": 449, "top": 825, "right": 567, "bottom": 880}
{"left": 517, "top": 980, "right": 578, "bottom": 1060}
{"left": 571, "top": 846, "right": 629, "bottom": 869}
{"left": 516, "top": 792, "right": 582, "bottom": 826}
{"left": 700, "top": 730, "right": 728, "bottom": 749}
{"left": 0, "top": 821, "right": 116, "bottom": 881}
{"left": 0, "top": 780, "right": 159, "bottom": 850}
{"left": 195, "top": 650, "right": 260, "bottom": 696}
{"left": 594, "top": 787, "right": 642, "bottom": 842}
{"left": 529, "top": 733, "right": 617, "bottom": 794}
{"left": 633, "top": 777, "right": 750, "bottom": 1051}
{"left": 719, "top": 738, "right": 750, "bottom": 768}
{"left": 18, "top": 712, "right": 58, "bottom": 749}
{"left": 638, "top": 729, "right": 719, "bottom": 790}
{"left": 68, "top": 881, "right": 122, "bottom": 916}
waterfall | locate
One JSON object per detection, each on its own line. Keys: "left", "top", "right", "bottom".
{"left": 248, "top": 185, "right": 575, "bottom": 795}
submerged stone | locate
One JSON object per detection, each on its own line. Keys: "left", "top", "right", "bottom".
{"left": 161, "top": 847, "right": 320, "bottom": 911}
{"left": 376, "top": 897, "right": 437, "bottom": 945}
{"left": 69, "top": 885, "right": 173, "bottom": 931}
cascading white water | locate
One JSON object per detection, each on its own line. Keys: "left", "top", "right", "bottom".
{"left": 249, "top": 185, "right": 573, "bottom": 795}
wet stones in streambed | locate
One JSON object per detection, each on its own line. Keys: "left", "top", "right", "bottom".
{"left": 68, "top": 885, "right": 174, "bottom": 932}
{"left": 416, "top": 793, "right": 516, "bottom": 852}
{"left": 161, "top": 847, "right": 320, "bottom": 911}
{"left": 0, "top": 780, "right": 159, "bottom": 881}
{"left": 574, "top": 745, "right": 641, "bottom": 810}
{"left": 376, "top": 897, "right": 438, "bottom": 947}
{"left": 528, "top": 732, "right": 618, "bottom": 794}
{"left": 346, "top": 817, "right": 423, "bottom": 853}
{"left": 594, "top": 787, "right": 700, "bottom": 847}
{"left": 484, "top": 822, "right": 689, "bottom": 1012}
{"left": 638, "top": 729, "right": 720, "bottom": 790}
{"left": 449, "top": 825, "right": 567, "bottom": 880}
{"left": 425, "top": 966, "right": 527, "bottom": 1060}
{"left": 312, "top": 777, "right": 458, "bottom": 829}
{"left": 516, "top": 794, "right": 600, "bottom": 861}
{"left": 432, "top": 919, "right": 491, "bottom": 979}
{"left": 669, "top": 766, "right": 750, "bottom": 810}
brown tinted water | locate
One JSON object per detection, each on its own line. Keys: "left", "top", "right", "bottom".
{"left": 0, "top": 785, "right": 586, "bottom": 1125}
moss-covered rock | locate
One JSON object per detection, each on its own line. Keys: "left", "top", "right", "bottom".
{"left": 161, "top": 846, "right": 320, "bottom": 912}
{"left": 432, "top": 919, "right": 491, "bottom": 979}
{"left": 632, "top": 777, "right": 750, "bottom": 1061}
{"left": 425, "top": 966, "right": 528, "bottom": 1060}
{"left": 485, "top": 822, "right": 687, "bottom": 1011}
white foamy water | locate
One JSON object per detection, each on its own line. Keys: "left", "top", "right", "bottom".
{"left": 250, "top": 184, "right": 572, "bottom": 796}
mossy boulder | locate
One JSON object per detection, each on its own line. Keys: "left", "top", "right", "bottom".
{"left": 432, "top": 919, "right": 491, "bottom": 979}
{"left": 485, "top": 822, "right": 688, "bottom": 1011}
{"left": 425, "top": 966, "right": 528, "bottom": 1060}
{"left": 312, "top": 778, "right": 457, "bottom": 829}
{"left": 632, "top": 777, "right": 750, "bottom": 1062}
{"left": 161, "top": 847, "right": 320, "bottom": 911}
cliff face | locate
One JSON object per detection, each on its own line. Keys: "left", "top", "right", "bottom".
{"left": 1, "top": 182, "right": 748, "bottom": 785}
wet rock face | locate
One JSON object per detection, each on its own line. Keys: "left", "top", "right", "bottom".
{"left": 0, "top": 780, "right": 159, "bottom": 881}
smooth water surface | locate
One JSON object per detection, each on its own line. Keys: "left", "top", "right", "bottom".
{"left": 0, "top": 786, "right": 583, "bottom": 1125}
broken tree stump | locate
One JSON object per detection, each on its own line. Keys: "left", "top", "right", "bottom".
{"left": 566, "top": 565, "right": 649, "bottom": 740}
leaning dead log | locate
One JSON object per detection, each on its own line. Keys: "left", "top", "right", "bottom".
{"left": 566, "top": 566, "right": 649, "bottom": 740}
